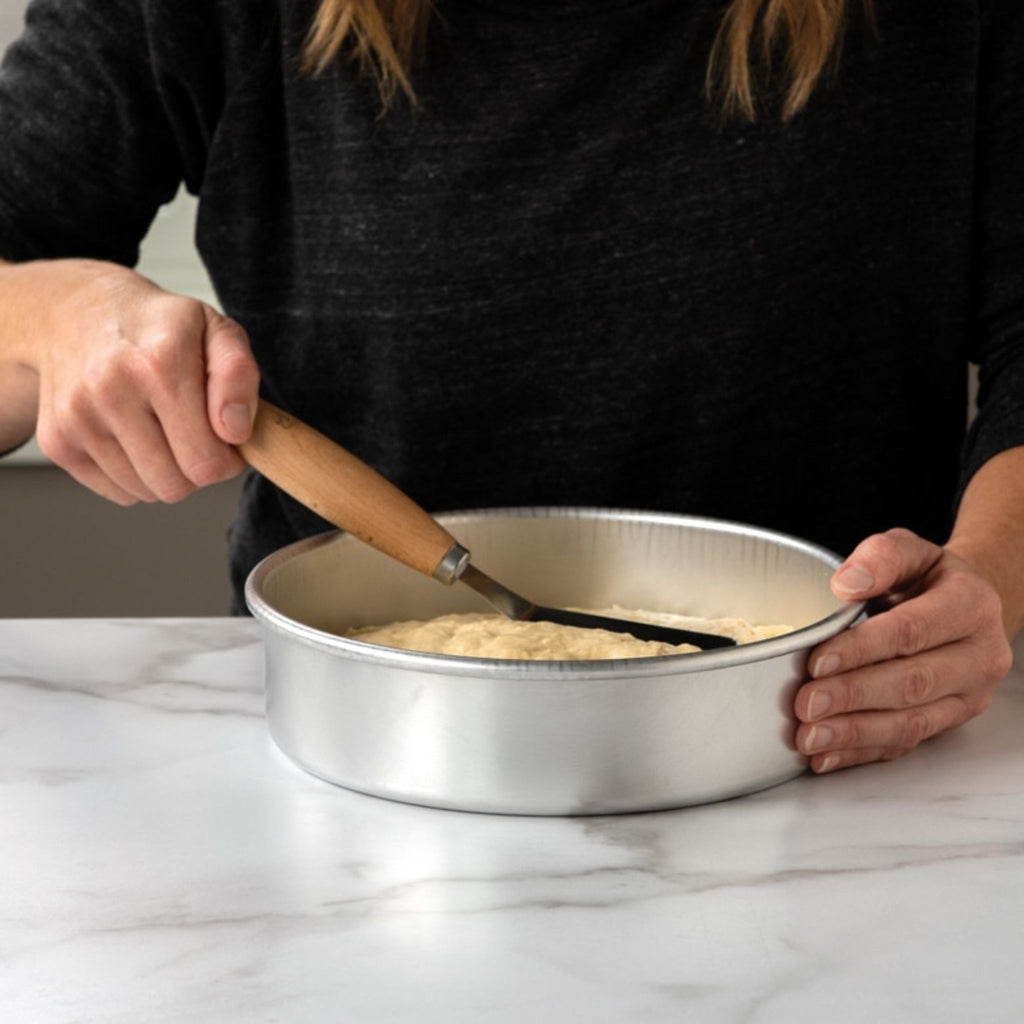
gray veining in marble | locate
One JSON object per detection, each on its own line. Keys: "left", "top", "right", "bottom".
{"left": 2, "top": 619, "right": 1022, "bottom": 1022}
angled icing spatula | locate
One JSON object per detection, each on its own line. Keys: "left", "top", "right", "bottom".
{"left": 239, "top": 401, "right": 736, "bottom": 650}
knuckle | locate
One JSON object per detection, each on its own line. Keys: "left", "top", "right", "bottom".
{"left": 133, "top": 332, "right": 181, "bottom": 381}
{"left": 214, "top": 343, "right": 258, "bottom": 379}
{"left": 900, "top": 661, "right": 936, "bottom": 706}
{"left": 988, "top": 642, "right": 1014, "bottom": 681}
{"left": 883, "top": 526, "right": 918, "bottom": 548}
{"left": 61, "top": 387, "right": 101, "bottom": 429}
{"left": 897, "top": 708, "right": 932, "bottom": 749}
{"left": 983, "top": 634, "right": 1015, "bottom": 675}
{"left": 873, "top": 529, "right": 911, "bottom": 564}
{"left": 858, "top": 532, "right": 899, "bottom": 566}
{"left": 35, "top": 421, "right": 74, "bottom": 465}
{"left": 122, "top": 320, "right": 192, "bottom": 382}
{"left": 975, "top": 640, "right": 1013, "bottom": 685}
{"left": 850, "top": 530, "right": 913, "bottom": 588}
{"left": 209, "top": 351, "right": 260, "bottom": 402}
{"left": 37, "top": 419, "right": 94, "bottom": 473}
{"left": 977, "top": 587, "right": 1007, "bottom": 634}
{"left": 951, "top": 692, "right": 984, "bottom": 724}
{"left": 80, "top": 351, "right": 134, "bottom": 403}
{"left": 838, "top": 675, "right": 868, "bottom": 716}
{"left": 893, "top": 610, "right": 930, "bottom": 656}
{"left": 957, "top": 572, "right": 998, "bottom": 629}
{"left": 158, "top": 291, "right": 203, "bottom": 317}
{"left": 843, "top": 715, "right": 867, "bottom": 749}
{"left": 86, "top": 365, "right": 125, "bottom": 405}
{"left": 148, "top": 292, "right": 206, "bottom": 337}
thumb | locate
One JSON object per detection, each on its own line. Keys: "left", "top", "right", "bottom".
{"left": 832, "top": 528, "right": 943, "bottom": 599}
{"left": 203, "top": 306, "right": 259, "bottom": 444}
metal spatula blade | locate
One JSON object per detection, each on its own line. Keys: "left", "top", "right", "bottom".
{"left": 456, "top": 562, "right": 737, "bottom": 650}
{"left": 240, "top": 401, "right": 737, "bottom": 651}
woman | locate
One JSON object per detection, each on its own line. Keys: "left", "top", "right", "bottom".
{"left": 0, "top": 0, "right": 1021, "bottom": 773}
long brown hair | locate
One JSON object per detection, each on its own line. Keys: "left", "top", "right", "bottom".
{"left": 301, "top": 0, "right": 872, "bottom": 121}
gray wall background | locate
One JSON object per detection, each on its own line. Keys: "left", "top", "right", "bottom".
{"left": 0, "top": 0, "right": 243, "bottom": 616}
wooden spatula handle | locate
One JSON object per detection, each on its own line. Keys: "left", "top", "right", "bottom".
{"left": 239, "top": 399, "right": 462, "bottom": 580}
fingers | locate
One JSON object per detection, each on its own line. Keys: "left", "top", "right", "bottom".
{"left": 808, "top": 562, "right": 999, "bottom": 680}
{"left": 798, "top": 695, "right": 981, "bottom": 774}
{"left": 143, "top": 302, "right": 256, "bottom": 492}
{"left": 203, "top": 306, "right": 260, "bottom": 445}
{"left": 790, "top": 529, "right": 1014, "bottom": 775}
{"left": 35, "top": 283, "right": 258, "bottom": 504}
{"left": 54, "top": 445, "right": 142, "bottom": 507}
{"left": 793, "top": 548, "right": 1013, "bottom": 773}
{"left": 36, "top": 401, "right": 153, "bottom": 504}
{"left": 106, "top": 403, "right": 202, "bottom": 502}
{"left": 798, "top": 637, "right": 1002, "bottom": 723}
{"left": 830, "top": 528, "right": 943, "bottom": 601}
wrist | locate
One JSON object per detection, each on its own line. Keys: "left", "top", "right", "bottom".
{"left": 0, "top": 259, "right": 42, "bottom": 447}
{"left": 945, "top": 532, "right": 1024, "bottom": 640}
{"left": 2, "top": 257, "right": 149, "bottom": 361}
{"left": 946, "top": 447, "right": 1024, "bottom": 641}
{"left": 0, "top": 257, "right": 137, "bottom": 451}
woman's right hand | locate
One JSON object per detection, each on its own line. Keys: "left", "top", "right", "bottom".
{"left": 1, "top": 258, "right": 259, "bottom": 505}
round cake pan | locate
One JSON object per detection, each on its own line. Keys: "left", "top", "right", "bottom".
{"left": 245, "top": 508, "right": 863, "bottom": 815}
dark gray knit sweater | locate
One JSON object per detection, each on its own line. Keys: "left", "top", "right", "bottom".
{"left": 1, "top": 0, "right": 1022, "bottom": 610}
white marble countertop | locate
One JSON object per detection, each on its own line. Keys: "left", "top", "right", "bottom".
{"left": 2, "top": 618, "right": 1023, "bottom": 1022}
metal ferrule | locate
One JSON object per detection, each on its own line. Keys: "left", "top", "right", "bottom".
{"left": 433, "top": 543, "right": 471, "bottom": 585}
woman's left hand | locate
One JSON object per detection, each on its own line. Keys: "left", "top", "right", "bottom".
{"left": 794, "top": 527, "right": 1014, "bottom": 773}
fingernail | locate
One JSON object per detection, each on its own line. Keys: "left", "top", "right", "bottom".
{"left": 812, "top": 653, "right": 840, "bottom": 678}
{"left": 817, "top": 754, "right": 841, "bottom": 773}
{"left": 222, "top": 402, "right": 253, "bottom": 438}
{"left": 833, "top": 562, "right": 875, "bottom": 596}
{"left": 807, "top": 690, "right": 832, "bottom": 719}
{"left": 805, "top": 724, "right": 834, "bottom": 753}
